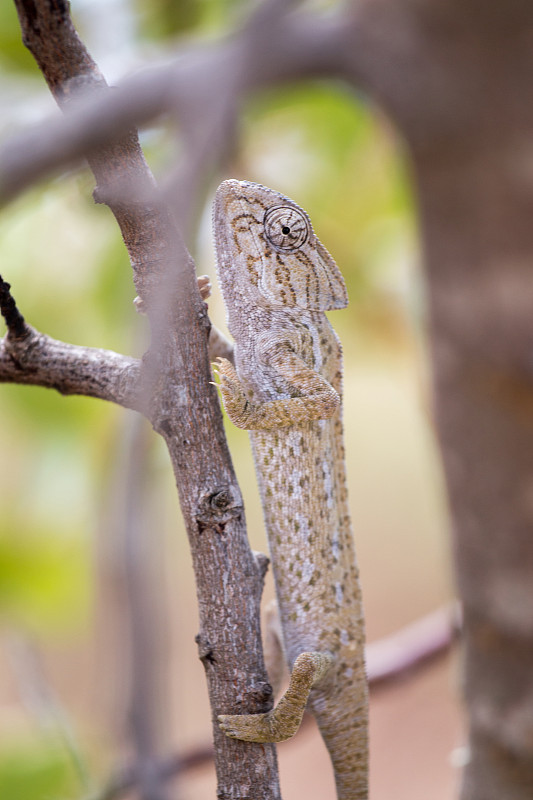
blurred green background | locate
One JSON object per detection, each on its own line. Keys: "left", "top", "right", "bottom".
{"left": 0, "top": 1, "right": 456, "bottom": 798}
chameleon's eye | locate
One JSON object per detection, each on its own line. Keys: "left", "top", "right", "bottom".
{"left": 263, "top": 206, "right": 309, "bottom": 250}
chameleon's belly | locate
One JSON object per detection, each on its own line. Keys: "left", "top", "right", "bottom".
{"left": 250, "top": 416, "right": 363, "bottom": 669}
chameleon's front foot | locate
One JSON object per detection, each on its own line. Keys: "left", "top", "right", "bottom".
{"left": 218, "top": 651, "right": 332, "bottom": 744}
{"left": 213, "top": 357, "right": 254, "bottom": 428}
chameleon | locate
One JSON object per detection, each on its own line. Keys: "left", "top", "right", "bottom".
{"left": 213, "top": 179, "right": 368, "bottom": 800}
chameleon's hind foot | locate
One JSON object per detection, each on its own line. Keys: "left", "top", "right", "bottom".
{"left": 218, "top": 709, "right": 282, "bottom": 743}
{"left": 218, "top": 651, "right": 332, "bottom": 743}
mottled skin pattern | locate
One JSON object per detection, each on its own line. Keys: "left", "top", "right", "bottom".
{"left": 213, "top": 180, "right": 368, "bottom": 800}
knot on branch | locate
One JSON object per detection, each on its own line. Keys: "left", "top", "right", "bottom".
{"left": 195, "top": 633, "right": 216, "bottom": 668}
{"left": 247, "top": 681, "right": 274, "bottom": 712}
{"left": 226, "top": 680, "right": 274, "bottom": 714}
{"left": 196, "top": 486, "right": 244, "bottom": 537}
{"left": 253, "top": 551, "right": 270, "bottom": 583}
{"left": 198, "top": 485, "right": 243, "bottom": 517}
{"left": 209, "top": 489, "right": 234, "bottom": 511}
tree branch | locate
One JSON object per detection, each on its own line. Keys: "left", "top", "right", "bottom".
{"left": 0, "top": 274, "right": 231, "bottom": 407}
{"left": 10, "top": 0, "right": 280, "bottom": 796}
{"left": 0, "top": 328, "right": 141, "bottom": 408}
{"left": 0, "top": 5, "right": 378, "bottom": 206}
{"left": 366, "top": 603, "right": 460, "bottom": 687}
{"left": 0, "top": 274, "right": 28, "bottom": 338}
{"left": 0, "top": 274, "right": 141, "bottom": 408}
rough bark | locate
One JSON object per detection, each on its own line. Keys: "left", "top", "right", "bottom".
{"left": 0, "top": 324, "right": 141, "bottom": 408}
{"left": 11, "top": 1, "right": 280, "bottom": 797}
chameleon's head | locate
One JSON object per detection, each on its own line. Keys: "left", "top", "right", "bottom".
{"left": 213, "top": 180, "right": 348, "bottom": 311}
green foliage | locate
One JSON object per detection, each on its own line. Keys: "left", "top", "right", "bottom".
{"left": 134, "top": 0, "right": 248, "bottom": 39}
{"left": 0, "top": 522, "right": 90, "bottom": 633}
{"left": 0, "top": 738, "right": 77, "bottom": 800}
{"left": 0, "top": 182, "right": 130, "bottom": 636}
{"left": 0, "top": 181, "right": 135, "bottom": 353}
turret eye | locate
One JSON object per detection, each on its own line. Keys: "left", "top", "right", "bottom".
{"left": 264, "top": 206, "right": 309, "bottom": 250}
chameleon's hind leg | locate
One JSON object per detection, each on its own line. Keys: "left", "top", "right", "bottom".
{"left": 218, "top": 651, "right": 332, "bottom": 743}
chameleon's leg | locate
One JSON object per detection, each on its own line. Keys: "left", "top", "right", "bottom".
{"left": 214, "top": 357, "right": 339, "bottom": 430}
{"left": 218, "top": 651, "right": 332, "bottom": 743}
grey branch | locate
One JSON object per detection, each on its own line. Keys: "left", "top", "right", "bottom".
{"left": 366, "top": 603, "right": 460, "bottom": 687}
{"left": 0, "top": 5, "right": 377, "bottom": 205}
{"left": 0, "top": 323, "right": 141, "bottom": 410}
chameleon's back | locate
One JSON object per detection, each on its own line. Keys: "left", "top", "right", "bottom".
{"left": 248, "top": 310, "right": 368, "bottom": 800}
{"left": 214, "top": 179, "right": 368, "bottom": 799}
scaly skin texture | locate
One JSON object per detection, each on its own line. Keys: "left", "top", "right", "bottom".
{"left": 213, "top": 180, "right": 368, "bottom": 800}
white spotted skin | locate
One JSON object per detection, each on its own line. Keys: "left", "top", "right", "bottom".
{"left": 214, "top": 180, "right": 368, "bottom": 799}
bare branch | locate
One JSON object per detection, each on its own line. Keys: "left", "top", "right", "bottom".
{"left": 9, "top": 1, "right": 281, "bottom": 796}
{"left": 0, "top": 6, "right": 373, "bottom": 206}
{"left": 94, "top": 746, "right": 214, "bottom": 800}
{"left": 366, "top": 603, "right": 460, "bottom": 687}
{"left": 0, "top": 323, "right": 141, "bottom": 409}
{"left": 0, "top": 274, "right": 29, "bottom": 339}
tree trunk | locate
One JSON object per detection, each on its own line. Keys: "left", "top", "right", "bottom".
{"left": 398, "top": 9, "right": 533, "bottom": 797}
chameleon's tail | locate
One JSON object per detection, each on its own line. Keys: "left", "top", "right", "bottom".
{"left": 310, "top": 677, "right": 369, "bottom": 800}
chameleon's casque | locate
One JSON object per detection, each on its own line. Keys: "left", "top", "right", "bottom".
{"left": 213, "top": 179, "right": 368, "bottom": 800}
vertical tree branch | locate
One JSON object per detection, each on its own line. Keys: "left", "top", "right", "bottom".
{"left": 12, "top": 1, "right": 280, "bottom": 797}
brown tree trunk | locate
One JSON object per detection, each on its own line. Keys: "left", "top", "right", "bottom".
{"left": 418, "top": 148, "right": 533, "bottom": 799}
{"left": 394, "top": 8, "right": 533, "bottom": 797}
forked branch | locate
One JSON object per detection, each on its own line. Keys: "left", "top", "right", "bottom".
{"left": 8, "top": 1, "right": 281, "bottom": 797}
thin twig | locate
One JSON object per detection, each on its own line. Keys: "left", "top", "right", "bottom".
{"left": 0, "top": 274, "right": 29, "bottom": 339}
{"left": 121, "top": 417, "right": 171, "bottom": 800}
{"left": 366, "top": 602, "right": 460, "bottom": 687}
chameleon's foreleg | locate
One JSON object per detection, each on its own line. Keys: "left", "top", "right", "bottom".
{"left": 218, "top": 651, "right": 332, "bottom": 743}
{"left": 214, "top": 355, "right": 339, "bottom": 430}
